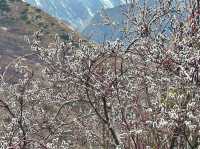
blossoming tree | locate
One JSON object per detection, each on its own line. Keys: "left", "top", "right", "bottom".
{"left": 0, "top": 0, "right": 200, "bottom": 148}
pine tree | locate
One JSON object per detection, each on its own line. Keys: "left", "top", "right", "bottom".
{"left": 0, "top": 0, "right": 10, "bottom": 15}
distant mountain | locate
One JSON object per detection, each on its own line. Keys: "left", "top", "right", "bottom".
{"left": 25, "top": 0, "right": 126, "bottom": 31}
{"left": 82, "top": 5, "right": 125, "bottom": 43}
{"left": 82, "top": 0, "right": 181, "bottom": 43}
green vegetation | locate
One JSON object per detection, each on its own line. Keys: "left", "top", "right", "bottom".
{"left": 35, "top": 8, "right": 41, "bottom": 12}
{"left": 0, "top": 0, "right": 10, "bottom": 15}
{"left": 59, "top": 32, "right": 69, "bottom": 41}
{"left": 0, "top": 17, "right": 15, "bottom": 26}
{"left": 20, "top": 9, "right": 29, "bottom": 21}
{"left": 20, "top": 13, "right": 28, "bottom": 21}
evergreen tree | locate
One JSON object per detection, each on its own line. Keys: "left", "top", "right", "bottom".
{"left": 0, "top": 0, "right": 10, "bottom": 15}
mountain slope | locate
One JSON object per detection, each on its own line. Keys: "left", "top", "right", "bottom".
{"left": 82, "top": 5, "right": 125, "bottom": 42}
{"left": 25, "top": 0, "right": 126, "bottom": 30}
{"left": 0, "top": 0, "right": 77, "bottom": 81}
{"left": 82, "top": 0, "right": 180, "bottom": 43}
{"left": 0, "top": 0, "right": 74, "bottom": 57}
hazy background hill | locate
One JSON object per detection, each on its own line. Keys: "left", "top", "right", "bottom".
{"left": 82, "top": 5, "right": 125, "bottom": 43}
{"left": 25, "top": 0, "right": 127, "bottom": 31}
{"left": 24, "top": 0, "right": 165, "bottom": 42}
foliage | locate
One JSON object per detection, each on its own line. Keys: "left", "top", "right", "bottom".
{"left": 0, "top": 0, "right": 10, "bottom": 15}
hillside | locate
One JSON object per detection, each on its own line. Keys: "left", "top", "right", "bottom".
{"left": 0, "top": 0, "right": 75, "bottom": 58}
{"left": 0, "top": 0, "right": 78, "bottom": 82}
